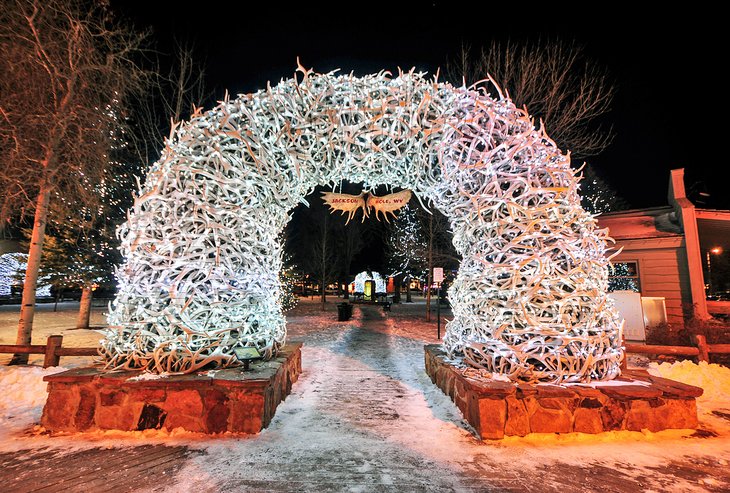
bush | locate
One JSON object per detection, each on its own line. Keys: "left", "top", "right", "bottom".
{"left": 645, "top": 323, "right": 689, "bottom": 346}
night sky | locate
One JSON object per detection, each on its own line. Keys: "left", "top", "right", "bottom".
{"left": 115, "top": 1, "right": 726, "bottom": 210}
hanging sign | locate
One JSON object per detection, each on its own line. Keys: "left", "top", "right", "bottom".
{"left": 321, "top": 190, "right": 411, "bottom": 224}
{"left": 321, "top": 191, "right": 368, "bottom": 224}
{"left": 367, "top": 190, "right": 412, "bottom": 222}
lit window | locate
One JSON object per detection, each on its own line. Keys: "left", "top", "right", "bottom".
{"left": 608, "top": 262, "right": 640, "bottom": 292}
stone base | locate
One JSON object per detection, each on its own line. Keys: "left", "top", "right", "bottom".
{"left": 41, "top": 343, "right": 302, "bottom": 434}
{"left": 424, "top": 345, "right": 702, "bottom": 440}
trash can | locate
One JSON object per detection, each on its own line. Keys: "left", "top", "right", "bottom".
{"left": 337, "top": 303, "right": 352, "bottom": 321}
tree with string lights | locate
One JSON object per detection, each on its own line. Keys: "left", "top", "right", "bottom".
{"left": 386, "top": 203, "right": 426, "bottom": 303}
{"left": 578, "top": 164, "right": 629, "bottom": 214}
{"left": 0, "top": 0, "right": 148, "bottom": 363}
{"left": 278, "top": 252, "right": 300, "bottom": 312}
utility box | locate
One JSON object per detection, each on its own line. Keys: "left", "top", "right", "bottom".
{"left": 608, "top": 291, "right": 646, "bottom": 342}
{"left": 641, "top": 296, "right": 668, "bottom": 332}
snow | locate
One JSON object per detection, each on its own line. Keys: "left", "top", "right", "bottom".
{"left": 127, "top": 372, "right": 170, "bottom": 381}
{"left": 0, "top": 365, "right": 67, "bottom": 447}
{"left": 1, "top": 298, "right": 729, "bottom": 491}
{"left": 563, "top": 379, "right": 652, "bottom": 387}
{"left": 0, "top": 300, "right": 105, "bottom": 367}
{"left": 649, "top": 359, "right": 730, "bottom": 435}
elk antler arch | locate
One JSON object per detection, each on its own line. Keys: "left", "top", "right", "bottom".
{"left": 102, "top": 66, "right": 623, "bottom": 383}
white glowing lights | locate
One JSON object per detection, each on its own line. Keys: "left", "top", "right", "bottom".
{"left": 353, "top": 271, "right": 387, "bottom": 294}
{"left": 103, "top": 66, "right": 623, "bottom": 382}
{"left": 0, "top": 253, "right": 52, "bottom": 298}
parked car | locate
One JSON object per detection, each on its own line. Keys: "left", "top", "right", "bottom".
{"left": 708, "top": 291, "right": 730, "bottom": 301}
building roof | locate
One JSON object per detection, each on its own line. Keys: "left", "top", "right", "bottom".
{"left": 597, "top": 206, "right": 683, "bottom": 240}
{"left": 697, "top": 209, "right": 730, "bottom": 252}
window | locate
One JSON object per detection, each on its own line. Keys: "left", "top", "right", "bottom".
{"left": 608, "top": 261, "right": 640, "bottom": 292}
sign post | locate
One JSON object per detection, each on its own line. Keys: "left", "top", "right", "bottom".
{"left": 233, "top": 346, "right": 262, "bottom": 371}
{"left": 433, "top": 268, "right": 444, "bottom": 339}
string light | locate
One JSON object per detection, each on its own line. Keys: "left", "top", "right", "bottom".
{"left": 387, "top": 204, "right": 426, "bottom": 280}
{"left": 0, "top": 253, "right": 52, "bottom": 297}
{"left": 353, "top": 271, "right": 387, "bottom": 294}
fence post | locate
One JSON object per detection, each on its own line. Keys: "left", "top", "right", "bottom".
{"left": 44, "top": 335, "right": 63, "bottom": 368}
{"left": 692, "top": 334, "right": 709, "bottom": 363}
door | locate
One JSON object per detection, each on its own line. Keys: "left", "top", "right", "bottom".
{"left": 364, "top": 280, "right": 375, "bottom": 302}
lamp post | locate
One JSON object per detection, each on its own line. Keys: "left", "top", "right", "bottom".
{"left": 706, "top": 247, "right": 723, "bottom": 294}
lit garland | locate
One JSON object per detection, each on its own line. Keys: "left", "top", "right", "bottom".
{"left": 103, "top": 66, "right": 623, "bottom": 382}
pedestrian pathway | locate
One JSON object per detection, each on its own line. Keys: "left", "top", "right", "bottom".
{"left": 185, "top": 305, "right": 486, "bottom": 492}
{"left": 0, "top": 445, "right": 197, "bottom": 493}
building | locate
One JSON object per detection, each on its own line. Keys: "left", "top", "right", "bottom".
{"left": 597, "top": 169, "right": 730, "bottom": 333}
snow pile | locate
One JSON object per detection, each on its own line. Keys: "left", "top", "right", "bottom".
{"left": 128, "top": 371, "right": 170, "bottom": 381}
{"left": 648, "top": 359, "right": 730, "bottom": 433}
{"left": 0, "top": 365, "right": 65, "bottom": 441}
{"left": 564, "top": 379, "right": 651, "bottom": 388}
{"left": 648, "top": 360, "right": 730, "bottom": 406}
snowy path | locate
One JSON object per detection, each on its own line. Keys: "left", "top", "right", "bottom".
{"left": 1, "top": 300, "right": 730, "bottom": 492}
{"left": 171, "top": 305, "right": 483, "bottom": 492}
{"left": 163, "top": 304, "right": 730, "bottom": 493}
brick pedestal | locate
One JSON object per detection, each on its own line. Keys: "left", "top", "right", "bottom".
{"left": 41, "top": 343, "right": 302, "bottom": 434}
{"left": 425, "top": 345, "right": 702, "bottom": 440}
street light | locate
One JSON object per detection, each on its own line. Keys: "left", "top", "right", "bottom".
{"left": 706, "top": 247, "right": 723, "bottom": 294}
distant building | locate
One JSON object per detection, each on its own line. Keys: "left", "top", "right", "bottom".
{"left": 597, "top": 168, "right": 730, "bottom": 332}
{"left": 350, "top": 270, "right": 388, "bottom": 303}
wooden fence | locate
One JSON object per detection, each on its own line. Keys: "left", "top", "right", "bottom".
{"left": 625, "top": 334, "right": 730, "bottom": 363}
{"left": 2, "top": 333, "right": 729, "bottom": 370}
{"left": 0, "top": 335, "right": 98, "bottom": 367}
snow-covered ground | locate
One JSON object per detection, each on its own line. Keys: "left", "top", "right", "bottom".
{"left": 0, "top": 300, "right": 106, "bottom": 366}
{"left": 1, "top": 298, "right": 730, "bottom": 492}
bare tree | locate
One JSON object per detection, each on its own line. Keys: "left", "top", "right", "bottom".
{"left": 133, "top": 38, "right": 208, "bottom": 163}
{"left": 419, "top": 207, "right": 459, "bottom": 321}
{"left": 308, "top": 213, "right": 339, "bottom": 310}
{"left": 289, "top": 198, "right": 341, "bottom": 311}
{"left": 335, "top": 220, "right": 364, "bottom": 300}
{"left": 0, "top": 0, "right": 148, "bottom": 363}
{"left": 447, "top": 40, "right": 614, "bottom": 159}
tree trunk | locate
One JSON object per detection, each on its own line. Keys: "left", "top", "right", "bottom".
{"left": 406, "top": 276, "right": 413, "bottom": 302}
{"left": 77, "top": 285, "right": 93, "bottom": 329}
{"left": 343, "top": 279, "right": 350, "bottom": 300}
{"left": 320, "top": 279, "right": 326, "bottom": 310}
{"left": 425, "top": 214, "right": 434, "bottom": 321}
{"left": 425, "top": 274, "right": 432, "bottom": 321}
{"left": 10, "top": 183, "right": 52, "bottom": 365}
{"left": 393, "top": 273, "right": 402, "bottom": 304}
{"left": 320, "top": 215, "right": 328, "bottom": 310}
{"left": 53, "top": 287, "right": 61, "bottom": 312}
